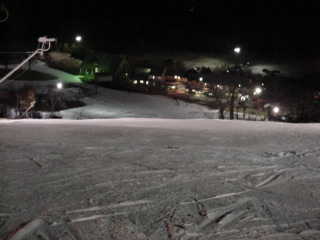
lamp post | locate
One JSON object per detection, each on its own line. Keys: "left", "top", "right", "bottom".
{"left": 228, "top": 46, "right": 243, "bottom": 120}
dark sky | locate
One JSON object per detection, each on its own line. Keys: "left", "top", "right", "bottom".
{"left": 1, "top": 0, "right": 320, "bottom": 58}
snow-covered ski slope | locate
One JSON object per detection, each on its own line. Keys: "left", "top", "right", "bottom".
{"left": 60, "top": 87, "right": 219, "bottom": 119}
{"left": 1, "top": 119, "right": 320, "bottom": 239}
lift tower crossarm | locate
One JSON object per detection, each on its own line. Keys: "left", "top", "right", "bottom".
{"left": 0, "top": 37, "right": 56, "bottom": 85}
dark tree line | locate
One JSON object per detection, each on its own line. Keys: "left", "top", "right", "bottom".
{"left": 263, "top": 73, "right": 320, "bottom": 122}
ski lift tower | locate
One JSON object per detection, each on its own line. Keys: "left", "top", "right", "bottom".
{"left": 0, "top": 36, "right": 56, "bottom": 85}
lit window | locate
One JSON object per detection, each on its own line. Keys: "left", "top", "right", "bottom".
{"left": 140, "top": 80, "right": 144, "bottom": 84}
{"left": 133, "top": 80, "right": 138, "bottom": 84}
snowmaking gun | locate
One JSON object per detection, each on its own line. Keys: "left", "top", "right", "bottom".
{"left": 0, "top": 36, "right": 56, "bottom": 85}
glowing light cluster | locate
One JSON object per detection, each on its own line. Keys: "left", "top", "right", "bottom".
{"left": 253, "top": 87, "right": 262, "bottom": 96}
{"left": 240, "top": 95, "right": 249, "bottom": 102}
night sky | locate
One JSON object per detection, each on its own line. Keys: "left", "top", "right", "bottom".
{"left": 1, "top": 0, "right": 320, "bottom": 58}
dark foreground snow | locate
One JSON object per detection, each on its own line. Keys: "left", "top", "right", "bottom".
{"left": 1, "top": 119, "right": 320, "bottom": 240}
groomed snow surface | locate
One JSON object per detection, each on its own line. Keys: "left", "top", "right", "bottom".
{"left": 59, "top": 87, "right": 219, "bottom": 120}
{"left": 1, "top": 119, "right": 320, "bottom": 240}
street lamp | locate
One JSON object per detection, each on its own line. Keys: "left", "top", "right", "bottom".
{"left": 234, "top": 46, "right": 241, "bottom": 54}
{"left": 199, "top": 77, "right": 203, "bottom": 82}
{"left": 75, "top": 35, "right": 82, "bottom": 43}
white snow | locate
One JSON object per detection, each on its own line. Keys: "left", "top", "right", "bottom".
{"left": 1, "top": 119, "right": 320, "bottom": 239}
{"left": 31, "top": 60, "right": 82, "bottom": 83}
{"left": 60, "top": 88, "right": 218, "bottom": 119}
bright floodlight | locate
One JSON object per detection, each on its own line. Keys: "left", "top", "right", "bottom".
{"left": 273, "top": 106, "right": 280, "bottom": 114}
{"left": 254, "top": 87, "right": 262, "bottom": 96}
{"left": 57, "top": 82, "right": 63, "bottom": 89}
{"left": 75, "top": 35, "right": 82, "bottom": 42}
{"left": 234, "top": 46, "right": 241, "bottom": 54}
{"left": 199, "top": 77, "right": 203, "bottom": 82}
